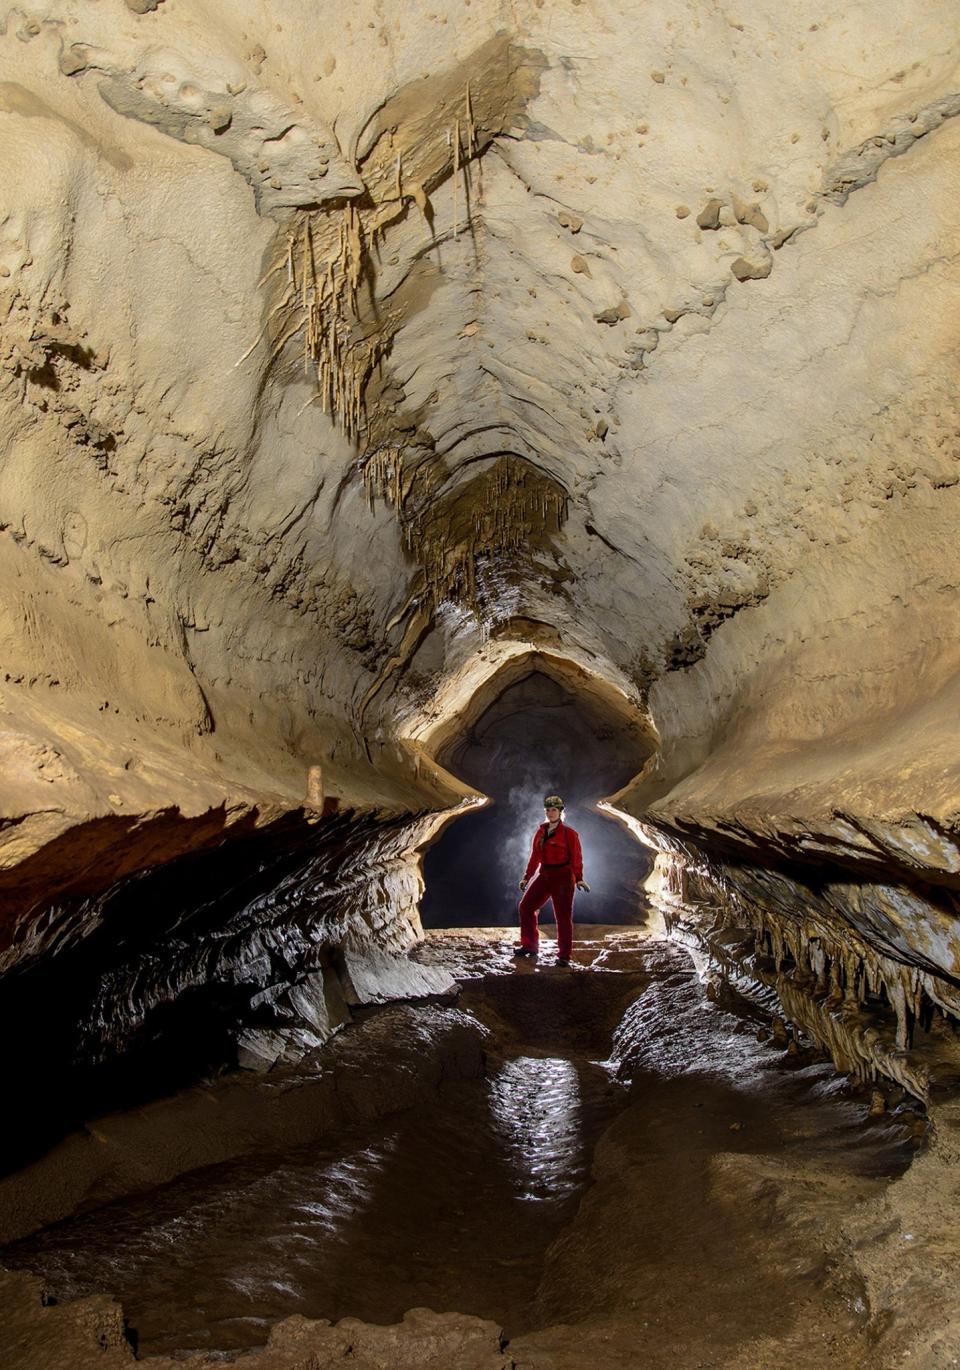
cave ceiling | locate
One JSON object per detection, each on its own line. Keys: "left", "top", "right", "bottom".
{"left": 0, "top": 0, "right": 957, "bottom": 895}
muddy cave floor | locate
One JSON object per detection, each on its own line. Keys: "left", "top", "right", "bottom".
{"left": 0, "top": 926, "right": 935, "bottom": 1369}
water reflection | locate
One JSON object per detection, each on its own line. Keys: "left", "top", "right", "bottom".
{"left": 1, "top": 945, "right": 916, "bottom": 1363}
{"left": 488, "top": 1056, "right": 583, "bottom": 1202}
{"left": 6, "top": 1138, "right": 396, "bottom": 1351}
{"left": 4, "top": 1052, "right": 602, "bottom": 1356}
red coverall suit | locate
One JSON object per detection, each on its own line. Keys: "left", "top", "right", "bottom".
{"left": 518, "top": 821, "right": 583, "bottom": 959}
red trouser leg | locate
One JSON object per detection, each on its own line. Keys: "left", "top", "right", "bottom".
{"left": 519, "top": 869, "right": 575, "bottom": 957}
{"left": 549, "top": 871, "right": 575, "bottom": 959}
{"left": 518, "top": 871, "right": 551, "bottom": 949}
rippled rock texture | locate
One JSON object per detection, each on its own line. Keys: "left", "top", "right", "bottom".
{"left": 0, "top": 804, "right": 469, "bottom": 1168}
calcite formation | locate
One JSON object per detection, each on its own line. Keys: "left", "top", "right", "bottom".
{"left": 0, "top": 0, "right": 957, "bottom": 1135}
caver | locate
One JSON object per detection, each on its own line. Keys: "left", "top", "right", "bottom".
{"left": 515, "top": 793, "right": 590, "bottom": 967}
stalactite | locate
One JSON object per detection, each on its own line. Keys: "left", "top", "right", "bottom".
{"left": 889, "top": 976, "right": 911, "bottom": 1050}
{"left": 825, "top": 955, "right": 840, "bottom": 999}
{"left": 465, "top": 82, "right": 477, "bottom": 156}
{"left": 452, "top": 119, "right": 461, "bottom": 240}
{"left": 770, "top": 924, "right": 785, "bottom": 970}
{"left": 647, "top": 848, "right": 960, "bottom": 1102}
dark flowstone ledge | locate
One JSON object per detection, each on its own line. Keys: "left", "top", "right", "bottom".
{"left": 0, "top": 805, "right": 453, "bottom": 1173}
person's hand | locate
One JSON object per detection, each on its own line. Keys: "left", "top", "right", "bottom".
{"left": 519, "top": 878, "right": 528, "bottom": 892}
{"left": 576, "top": 880, "right": 591, "bottom": 892}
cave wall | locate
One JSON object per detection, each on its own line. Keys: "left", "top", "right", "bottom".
{"left": 610, "top": 123, "right": 960, "bottom": 1054}
{"left": 0, "top": 804, "right": 465, "bottom": 1170}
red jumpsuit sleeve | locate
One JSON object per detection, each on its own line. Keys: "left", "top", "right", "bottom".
{"left": 569, "top": 828, "right": 583, "bottom": 882}
{"left": 524, "top": 827, "right": 542, "bottom": 880}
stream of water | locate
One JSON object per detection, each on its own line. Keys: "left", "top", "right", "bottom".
{"left": 2, "top": 932, "right": 916, "bottom": 1363}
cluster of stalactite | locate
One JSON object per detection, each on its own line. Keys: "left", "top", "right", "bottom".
{"left": 402, "top": 454, "right": 569, "bottom": 613}
{"left": 247, "top": 38, "right": 555, "bottom": 649}
{"left": 247, "top": 75, "right": 482, "bottom": 438}
{"left": 363, "top": 444, "right": 408, "bottom": 512}
{"left": 286, "top": 206, "right": 382, "bottom": 441}
{"left": 647, "top": 852, "right": 960, "bottom": 1102}
{"left": 356, "top": 451, "right": 571, "bottom": 720}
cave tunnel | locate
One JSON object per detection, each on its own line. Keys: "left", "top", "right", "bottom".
{"left": 420, "top": 659, "right": 654, "bottom": 931}
{"left": 2, "top": 2, "right": 960, "bottom": 1367}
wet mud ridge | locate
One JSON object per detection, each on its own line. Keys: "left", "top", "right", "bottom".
{"left": 0, "top": 929, "right": 922, "bottom": 1369}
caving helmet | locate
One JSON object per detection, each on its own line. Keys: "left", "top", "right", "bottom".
{"left": 543, "top": 794, "right": 564, "bottom": 811}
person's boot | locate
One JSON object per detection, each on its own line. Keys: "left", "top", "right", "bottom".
{"left": 513, "top": 944, "right": 537, "bottom": 958}
{"left": 556, "top": 956, "right": 571, "bottom": 967}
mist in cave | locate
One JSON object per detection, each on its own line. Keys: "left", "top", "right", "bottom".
{"left": 420, "top": 670, "right": 652, "bottom": 930}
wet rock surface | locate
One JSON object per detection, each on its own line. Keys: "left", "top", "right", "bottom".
{"left": 0, "top": 805, "right": 461, "bottom": 1172}
{"left": 0, "top": 929, "right": 930, "bottom": 1368}
{"left": 0, "top": 1004, "right": 486, "bottom": 1247}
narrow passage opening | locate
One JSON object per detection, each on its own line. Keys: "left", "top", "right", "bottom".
{"left": 420, "top": 668, "right": 653, "bottom": 931}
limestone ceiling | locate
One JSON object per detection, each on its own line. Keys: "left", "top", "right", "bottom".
{"left": 0, "top": 0, "right": 958, "bottom": 813}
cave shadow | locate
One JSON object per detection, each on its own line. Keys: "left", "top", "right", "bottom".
{"left": 0, "top": 807, "right": 395, "bottom": 1174}
{"left": 420, "top": 667, "right": 654, "bottom": 930}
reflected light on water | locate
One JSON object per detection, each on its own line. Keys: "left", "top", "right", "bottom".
{"left": 5, "top": 1137, "right": 398, "bottom": 1350}
{"left": 487, "top": 1056, "right": 583, "bottom": 1202}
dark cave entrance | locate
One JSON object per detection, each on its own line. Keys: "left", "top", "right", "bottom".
{"left": 420, "top": 667, "right": 654, "bottom": 930}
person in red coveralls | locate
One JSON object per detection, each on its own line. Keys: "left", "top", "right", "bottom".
{"left": 515, "top": 794, "right": 590, "bottom": 967}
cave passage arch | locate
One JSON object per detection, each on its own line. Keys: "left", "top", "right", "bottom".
{"left": 414, "top": 651, "right": 658, "bottom": 930}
